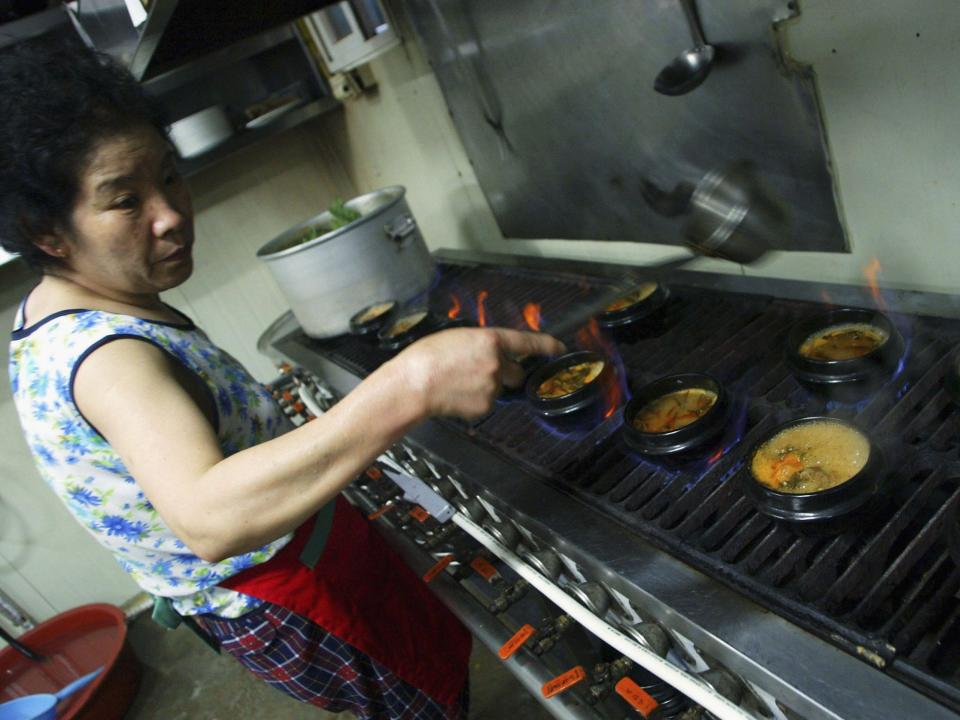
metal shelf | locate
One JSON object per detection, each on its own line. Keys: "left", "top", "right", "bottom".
{"left": 177, "top": 96, "right": 341, "bottom": 177}
{"left": 141, "top": 24, "right": 297, "bottom": 95}
{"left": 71, "top": 0, "right": 340, "bottom": 81}
{"left": 0, "top": 5, "right": 71, "bottom": 49}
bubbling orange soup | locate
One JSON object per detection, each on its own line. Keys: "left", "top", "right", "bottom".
{"left": 357, "top": 302, "right": 395, "bottom": 324}
{"left": 632, "top": 388, "right": 717, "bottom": 433}
{"left": 385, "top": 311, "right": 427, "bottom": 338}
{"left": 605, "top": 283, "right": 658, "bottom": 313}
{"left": 751, "top": 419, "right": 869, "bottom": 494}
{"left": 537, "top": 361, "right": 605, "bottom": 400}
{"left": 798, "top": 323, "right": 888, "bottom": 361}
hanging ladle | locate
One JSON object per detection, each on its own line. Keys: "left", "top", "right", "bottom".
{"left": 653, "top": 0, "right": 716, "bottom": 96}
{"left": 544, "top": 161, "right": 787, "bottom": 338}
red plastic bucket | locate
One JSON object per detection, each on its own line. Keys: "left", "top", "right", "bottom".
{"left": 0, "top": 604, "right": 140, "bottom": 720}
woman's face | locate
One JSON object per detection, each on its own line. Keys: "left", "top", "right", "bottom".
{"left": 51, "top": 125, "right": 195, "bottom": 298}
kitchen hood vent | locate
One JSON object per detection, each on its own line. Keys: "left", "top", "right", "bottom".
{"left": 71, "top": 0, "right": 340, "bottom": 80}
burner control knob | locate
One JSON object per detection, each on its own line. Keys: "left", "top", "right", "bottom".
{"left": 567, "top": 582, "right": 611, "bottom": 616}
{"left": 485, "top": 519, "right": 520, "bottom": 550}
{"left": 701, "top": 667, "right": 744, "bottom": 705}
{"left": 407, "top": 457, "right": 433, "bottom": 478}
{"left": 429, "top": 475, "right": 456, "bottom": 498}
{"left": 620, "top": 622, "right": 671, "bottom": 658}
{"left": 521, "top": 548, "right": 564, "bottom": 581}
{"left": 455, "top": 497, "right": 487, "bottom": 523}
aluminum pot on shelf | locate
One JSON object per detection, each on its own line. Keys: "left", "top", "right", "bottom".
{"left": 256, "top": 186, "right": 435, "bottom": 338}
{"left": 168, "top": 105, "right": 234, "bottom": 159}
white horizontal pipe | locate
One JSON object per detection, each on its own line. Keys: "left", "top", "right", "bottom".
{"left": 452, "top": 512, "right": 755, "bottom": 720}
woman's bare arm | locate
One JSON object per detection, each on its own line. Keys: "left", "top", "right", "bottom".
{"left": 74, "top": 327, "right": 563, "bottom": 561}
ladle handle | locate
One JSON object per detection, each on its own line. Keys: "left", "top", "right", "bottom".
{"left": 546, "top": 254, "right": 696, "bottom": 339}
{"left": 0, "top": 624, "right": 44, "bottom": 662}
{"left": 55, "top": 667, "right": 103, "bottom": 700}
{"left": 679, "top": 0, "right": 708, "bottom": 48}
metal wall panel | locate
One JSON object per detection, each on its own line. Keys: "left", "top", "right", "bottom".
{"left": 405, "top": 0, "right": 847, "bottom": 252}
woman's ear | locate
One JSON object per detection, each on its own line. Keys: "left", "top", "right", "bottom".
{"left": 33, "top": 234, "right": 68, "bottom": 260}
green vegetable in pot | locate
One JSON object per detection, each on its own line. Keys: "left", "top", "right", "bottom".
{"left": 329, "top": 198, "right": 361, "bottom": 229}
{"left": 281, "top": 198, "right": 363, "bottom": 251}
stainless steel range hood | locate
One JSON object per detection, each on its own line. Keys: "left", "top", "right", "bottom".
{"left": 71, "top": 0, "right": 340, "bottom": 80}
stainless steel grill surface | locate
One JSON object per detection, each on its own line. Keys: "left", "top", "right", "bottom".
{"left": 271, "top": 252, "right": 960, "bottom": 718}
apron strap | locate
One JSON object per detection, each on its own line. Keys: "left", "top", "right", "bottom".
{"left": 298, "top": 501, "right": 336, "bottom": 569}
{"left": 151, "top": 595, "right": 221, "bottom": 654}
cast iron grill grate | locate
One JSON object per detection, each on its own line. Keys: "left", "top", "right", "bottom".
{"left": 297, "top": 262, "right": 960, "bottom": 711}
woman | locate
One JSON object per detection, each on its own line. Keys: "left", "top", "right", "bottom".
{"left": 1, "top": 38, "right": 563, "bottom": 718}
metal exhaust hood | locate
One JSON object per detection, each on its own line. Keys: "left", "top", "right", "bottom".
{"left": 71, "top": 0, "right": 340, "bottom": 80}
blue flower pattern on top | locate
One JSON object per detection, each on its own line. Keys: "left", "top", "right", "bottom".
{"left": 9, "top": 306, "right": 293, "bottom": 618}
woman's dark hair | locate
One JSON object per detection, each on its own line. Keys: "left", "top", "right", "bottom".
{"left": 0, "top": 36, "right": 168, "bottom": 270}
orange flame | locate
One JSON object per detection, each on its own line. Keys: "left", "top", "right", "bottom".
{"left": 448, "top": 294, "right": 462, "bottom": 319}
{"left": 477, "top": 290, "right": 489, "bottom": 327}
{"left": 575, "top": 318, "right": 622, "bottom": 419}
{"left": 523, "top": 303, "right": 542, "bottom": 331}
{"left": 863, "top": 258, "right": 884, "bottom": 309}
{"left": 707, "top": 448, "right": 724, "bottom": 465}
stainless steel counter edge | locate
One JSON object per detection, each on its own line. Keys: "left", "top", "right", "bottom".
{"left": 273, "top": 338, "right": 958, "bottom": 720}
{"left": 340, "top": 487, "right": 603, "bottom": 720}
{"left": 432, "top": 248, "right": 960, "bottom": 321}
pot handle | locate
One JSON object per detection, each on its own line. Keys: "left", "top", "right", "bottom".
{"left": 384, "top": 214, "right": 419, "bottom": 247}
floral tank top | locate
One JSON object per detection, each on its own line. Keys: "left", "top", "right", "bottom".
{"left": 8, "top": 301, "right": 293, "bottom": 618}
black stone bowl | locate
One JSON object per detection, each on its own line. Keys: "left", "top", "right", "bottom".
{"left": 525, "top": 351, "right": 613, "bottom": 420}
{"left": 740, "top": 416, "right": 887, "bottom": 533}
{"left": 377, "top": 309, "right": 436, "bottom": 351}
{"left": 497, "top": 355, "right": 550, "bottom": 404}
{"left": 349, "top": 300, "right": 398, "bottom": 338}
{"left": 596, "top": 283, "right": 671, "bottom": 340}
{"left": 785, "top": 308, "right": 904, "bottom": 402}
{"left": 436, "top": 314, "right": 472, "bottom": 330}
{"left": 621, "top": 373, "right": 728, "bottom": 457}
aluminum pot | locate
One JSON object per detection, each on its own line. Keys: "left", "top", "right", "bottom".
{"left": 256, "top": 186, "right": 435, "bottom": 338}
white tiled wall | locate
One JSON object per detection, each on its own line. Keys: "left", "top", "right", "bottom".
{"left": 2, "top": 0, "right": 957, "bottom": 625}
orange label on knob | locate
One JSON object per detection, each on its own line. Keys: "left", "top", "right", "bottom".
{"left": 615, "top": 678, "right": 659, "bottom": 717}
{"left": 364, "top": 466, "right": 382, "bottom": 481}
{"left": 541, "top": 666, "right": 586, "bottom": 698}
{"left": 409, "top": 506, "right": 430, "bottom": 523}
{"left": 498, "top": 624, "right": 535, "bottom": 660}
{"left": 470, "top": 556, "right": 499, "bottom": 581}
{"left": 423, "top": 555, "right": 454, "bottom": 583}
{"left": 367, "top": 503, "right": 393, "bottom": 521}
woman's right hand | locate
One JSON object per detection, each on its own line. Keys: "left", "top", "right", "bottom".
{"left": 391, "top": 327, "right": 565, "bottom": 420}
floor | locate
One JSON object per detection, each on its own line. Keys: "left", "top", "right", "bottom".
{"left": 124, "top": 612, "right": 555, "bottom": 720}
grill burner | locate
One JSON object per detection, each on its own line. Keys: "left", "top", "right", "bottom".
{"left": 299, "top": 261, "right": 960, "bottom": 712}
